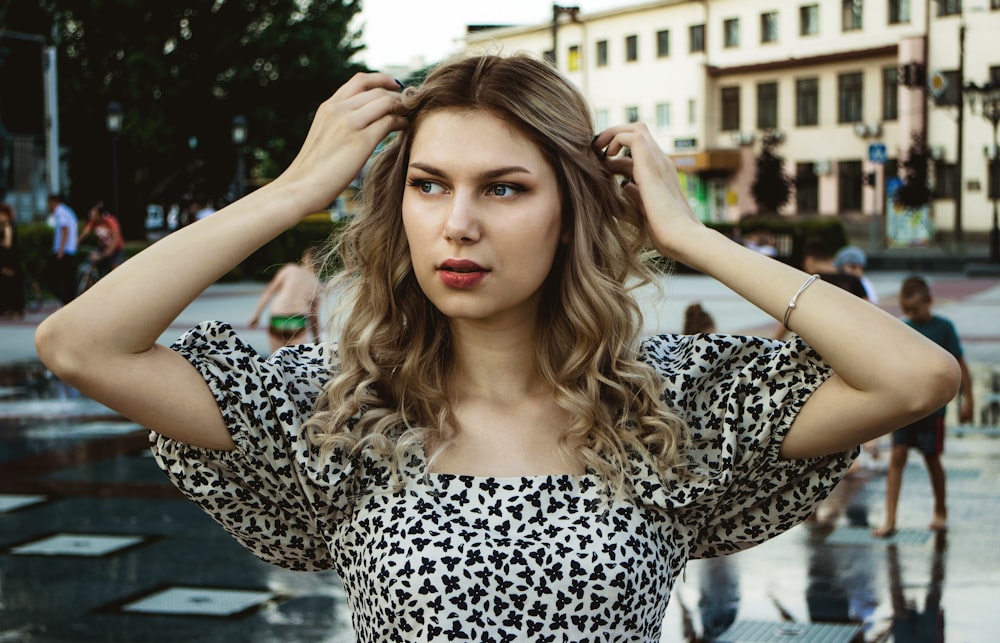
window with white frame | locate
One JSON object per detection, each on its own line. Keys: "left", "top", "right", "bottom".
{"left": 625, "top": 35, "right": 638, "bottom": 62}
{"left": 625, "top": 106, "right": 639, "bottom": 123}
{"left": 595, "top": 109, "right": 609, "bottom": 131}
{"left": 656, "top": 103, "right": 672, "bottom": 129}
{"left": 656, "top": 29, "right": 670, "bottom": 57}
{"left": 724, "top": 18, "right": 740, "bottom": 47}
{"left": 842, "top": 0, "right": 863, "bottom": 31}
{"left": 888, "top": 0, "right": 910, "bottom": 23}
{"left": 761, "top": 12, "right": 778, "bottom": 43}
{"left": 689, "top": 24, "right": 705, "bottom": 52}
{"left": 800, "top": 4, "right": 820, "bottom": 35}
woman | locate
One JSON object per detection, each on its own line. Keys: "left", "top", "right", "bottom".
{"left": 36, "top": 54, "right": 959, "bottom": 640}
{"left": 0, "top": 202, "right": 26, "bottom": 318}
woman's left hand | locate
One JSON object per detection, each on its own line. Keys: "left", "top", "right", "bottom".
{"left": 592, "top": 123, "right": 702, "bottom": 260}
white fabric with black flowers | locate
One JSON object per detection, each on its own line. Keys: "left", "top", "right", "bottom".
{"left": 151, "top": 322, "right": 856, "bottom": 642}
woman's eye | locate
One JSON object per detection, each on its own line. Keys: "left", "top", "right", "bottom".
{"left": 407, "top": 179, "right": 444, "bottom": 195}
{"left": 489, "top": 184, "right": 521, "bottom": 197}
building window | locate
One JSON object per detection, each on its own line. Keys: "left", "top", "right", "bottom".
{"left": 757, "top": 82, "right": 778, "bottom": 129}
{"left": 596, "top": 40, "right": 608, "bottom": 67}
{"left": 992, "top": 0, "right": 1000, "bottom": 10}
{"left": 937, "top": 0, "right": 961, "bottom": 16}
{"left": 934, "top": 70, "right": 961, "bottom": 105}
{"left": 838, "top": 72, "right": 864, "bottom": 123}
{"left": 656, "top": 29, "right": 670, "bottom": 57}
{"left": 796, "top": 162, "right": 819, "bottom": 213}
{"left": 689, "top": 99, "right": 697, "bottom": 125}
{"left": 842, "top": 0, "right": 863, "bottom": 31}
{"left": 625, "top": 106, "right": 640, "bottom": 123}
{"left": 721, "top": 86, "right": 741, "bottom": 131}
{"left": 595, "top": 109, "right": 609, "bottom": 131}
{"left": 882, "top": 66, "right": 898, "bottom": 120}
{"left": 800, "top": 5, "right": 820, "bottom": 35}
{"left": 625, "top": 35, "right": 638, "bottom": 62}
{"left": 656, "top": 102, "right": 672, "bottom": 128}
{"left": 567, "top": 45, "right": 580, "bottom": 72}
{"left": 934, "top": 162, "right": 959, "bottom": 198}
{"left": 889, "top": 0, "right": 911, "bottom": 23}
{"left": 724, "top": 18, "right": 740, "bottom": 47}
{"left": 689, "top": 24, "right": 705, "bottom": 52}
{"left": 761, "top": 12, "right": 779, "bottom": 43}
{"left": 838, "top": 160, "right": 863, "bottom": 211}
{"left": 796, "top": 78, "right": 819, "bottom": 126}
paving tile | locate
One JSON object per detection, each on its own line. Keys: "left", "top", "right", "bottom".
{"left": 118, "top": 586, "right": 277, "bottom": 617}
{"left": 716, "top": 620, "right": 861, "bottom": 642}
{"left": 8, "top": 533, "right": 148, "bottom": 557}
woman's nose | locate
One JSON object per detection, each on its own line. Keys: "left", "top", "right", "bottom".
{"left": 443, "top": 194, "right": 480, "bottom": 243}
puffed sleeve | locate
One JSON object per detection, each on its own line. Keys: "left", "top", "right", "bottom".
{"left": 149, "top": 321, "right": 351, "bottom": 571}
{"left": 636, "top": 333, "right": 857, "bottom": 558}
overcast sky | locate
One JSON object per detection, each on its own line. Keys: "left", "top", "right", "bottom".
{"left": 353, "top": 0, "right": 625, "bottom": 70}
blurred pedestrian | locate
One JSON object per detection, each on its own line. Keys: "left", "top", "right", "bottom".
{"left": 834, "top": 245, "right": 878, "bottom": 304}
{"left": 248, "top": 246, "right": 321, "bottom": 353}
{"left": 0, "top": 203, "right": 26, "bottom": 319}
{"left": 872, "top": 276, "right": 974, "bottom": 537}
{"left": 44, "top": 194, "right": 78, "bottom": 305}
{"left": 78, "top": 201, "right": 125, "bottom": 279}
{"left": 682, "top": 302, "right": 716, "bottom": 334}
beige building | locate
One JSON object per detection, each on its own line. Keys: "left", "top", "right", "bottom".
{"left": 462, "top": 0, "right": 1000, "bottom": 244}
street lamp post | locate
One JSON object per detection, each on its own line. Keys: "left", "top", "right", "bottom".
{"left": 965, "top": 81, "right": 1000, "bottom": 263}
{"left": 550, "top": 4, "right": 580, "bottom": 67}
{"left": 231, "top": 115, "right": 247, "bottom": 200}
{"left": 105, "top": 101, "right": 123, "bottom": 216}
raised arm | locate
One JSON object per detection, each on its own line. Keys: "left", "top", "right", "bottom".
{"left": 593, "top": 124, "right": 961, "bottom": 459}
{"left": 35, "top": 73, "right": 408, "bottom": 450}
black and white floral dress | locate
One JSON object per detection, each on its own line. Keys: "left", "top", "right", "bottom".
{"left": 151, "top": 322, "right": 855, "bottom": 642}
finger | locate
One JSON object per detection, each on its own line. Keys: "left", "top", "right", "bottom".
{"left": 331, "top": 71, "right": 403, "bottom": 101}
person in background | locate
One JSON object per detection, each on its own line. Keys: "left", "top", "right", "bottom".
{"left": 834, "top": 245, "right": 878, "bottom": 305}
{"left": 872, "top": 276, "right": 973, "bottom": 537}
{"left": 248, "top": 246, "right": 322, "bottom": 353}
{"left": 35, "top": 54, "right": 960, "bottom": 640}
{"left": 0, "top": 203, "right": 26, "bottom": 319}
{"left": 682, "top": 302, "right": 716, "bottom": 334}
{"left": 78, "top": 201, "right": 125, "bottom": 279}
{"left": 44, "top": 194, "right": 78, "bottom": 305}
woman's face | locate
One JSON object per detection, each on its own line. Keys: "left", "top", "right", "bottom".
{"left": 402, "top": 108, "right": 565, "bottom": 330}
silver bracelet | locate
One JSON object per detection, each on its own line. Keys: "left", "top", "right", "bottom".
{"left": 783, "top": 274, "right": 820, "bottom": 329}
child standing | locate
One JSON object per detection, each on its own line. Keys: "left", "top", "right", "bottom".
{"left": 873, "top": 276, "right": 974, "bottom": 537}
{"left": 248, "top": 246, "right": 321, "bottom": 353}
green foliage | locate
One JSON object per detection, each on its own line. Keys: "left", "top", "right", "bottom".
{"left": 231, "top": 219, "right": 345, "bottom": 282}
{"left": 16, "top": 222, "right": 53, "bottom": 281}
{"left": 894, "top": 134, "right": 932, "bottom": 209}
{"left": 0, "top": 0, "right": 366, "bottom": 238}
{"left": 750, "top": 131, "right": 794, "bottom": 215}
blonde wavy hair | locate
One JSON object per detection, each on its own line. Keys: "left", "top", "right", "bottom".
{"left": 306, "top": 53, "right": 689, "bottom": 494}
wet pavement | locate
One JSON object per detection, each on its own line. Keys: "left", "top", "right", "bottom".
{"left": 1, "top": 272, "right": 999, "bottom": 642}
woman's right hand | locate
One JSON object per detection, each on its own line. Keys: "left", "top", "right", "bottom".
{"left": 272, "top": 73, "right": 409, "bottom": 216}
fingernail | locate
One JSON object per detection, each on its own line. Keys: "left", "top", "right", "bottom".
{"left": 394, "top": 79, "right": 405, "bottom": 90}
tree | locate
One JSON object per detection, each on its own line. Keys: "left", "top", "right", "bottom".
{"left": 0, "top": 0, "right": 366, "bottom": 237}
{"left": 893, "top": 134, "right": 932, "bottom": 210}
{"left": 750, "top": 130, "right": 794, "bottom": 216}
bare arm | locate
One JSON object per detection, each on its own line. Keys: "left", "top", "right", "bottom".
{"left": 594, "top": 124, "right": 961, "bottom": 459}
{"left": 957, "top": 356, "right": 974, "bottom": 424}
{"left": 36, "top": 73, "right": 408, "bottom": 450}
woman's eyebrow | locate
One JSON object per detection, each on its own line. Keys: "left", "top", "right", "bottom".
{"left": 408, "top": 162, "right": 533, "bottom": 180}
